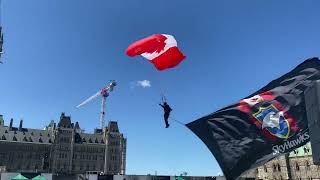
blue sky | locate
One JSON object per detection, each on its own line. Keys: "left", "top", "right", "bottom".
{"left": 1, "top": 0, "right": 320, "bottom": 176}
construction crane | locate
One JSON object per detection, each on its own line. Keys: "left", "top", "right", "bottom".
{"left": 77, "top": 80, "right": 117, "bottom": 129}
{"left": 0, "top": 0, "right": 4, "bottom": 63}
{"left": 0, "top": 27, "right": 3, "bottom": 63}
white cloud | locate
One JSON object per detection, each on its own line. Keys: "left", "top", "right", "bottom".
{"left": 137, "top": 80, "right": 151, "bottom": 88}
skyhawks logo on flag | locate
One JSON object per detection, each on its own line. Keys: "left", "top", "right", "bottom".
{"left": 239, "top": 91, "right": 299, "bottom": 141}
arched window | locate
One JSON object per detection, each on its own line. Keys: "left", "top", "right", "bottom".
{"left": 277, "top": 163, "right": 281, "bottom": 171}
{"left": 306, "top": 161, "right": 311, "bottom": 170}
{"left": 273, "top": 164, "right": 277, "bottom": 172}
{"left": 295, "top": 162, "right": 300, "bottom": 171}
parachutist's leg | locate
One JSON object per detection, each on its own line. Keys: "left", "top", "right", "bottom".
{"left": 164, "top": 113, "right": 170, "bottom": 128}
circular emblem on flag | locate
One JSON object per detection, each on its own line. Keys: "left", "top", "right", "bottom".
{"left": 239, "top": 91, "right": 299, "bottom": 141}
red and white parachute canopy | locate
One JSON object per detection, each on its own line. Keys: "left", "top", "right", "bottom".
{"left": 126, "top": 34, "right": 186, "bottom": 71}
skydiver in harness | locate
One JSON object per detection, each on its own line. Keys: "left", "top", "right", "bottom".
{"left": 159, "top": 96, "right": 172, "bottom": 128}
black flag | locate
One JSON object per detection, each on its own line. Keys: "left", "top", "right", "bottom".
{"left": 186, "top": 57, "right": 320, "bottom": 180}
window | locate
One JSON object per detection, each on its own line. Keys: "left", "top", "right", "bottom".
{"left": 264, "top": 165, "right": 268, "bottom": 172}
{"left": 295, "top": 162, "right": 300, "bottom": 171}
{"left": 306, "top": 161, "right": 311, "bottom": 170}
{"left": 277, "top": 163, "right": 281, "bottom": 172}
{"left": 273, "top": 164, "right": 277, "bottom": 172}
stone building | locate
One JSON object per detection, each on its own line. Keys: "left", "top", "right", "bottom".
{"left": 0, "top": 113, "right": 127, "bottom": 175}
{"left": 242, "top": 143, "right": 320, "bottom": 180}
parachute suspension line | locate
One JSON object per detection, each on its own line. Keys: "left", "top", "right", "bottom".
{"left": 160, "top": 88, "right": 167, "bottom": 103}
{"left": 0, "top": 0, "right": 2, "bottom": 24}
{"left": 161, "top": 93, "right": 167, "bottom": 103}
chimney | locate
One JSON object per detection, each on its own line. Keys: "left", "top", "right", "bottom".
{"left": 19, "top": 119, "right": 23, "bottom": 131}
{"left": 9, "top": 118, "right": 13, "bottom": 130}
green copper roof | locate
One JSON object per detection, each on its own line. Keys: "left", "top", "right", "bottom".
{"left": 289, "top": 142, "right": 312, "bottom": 157}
